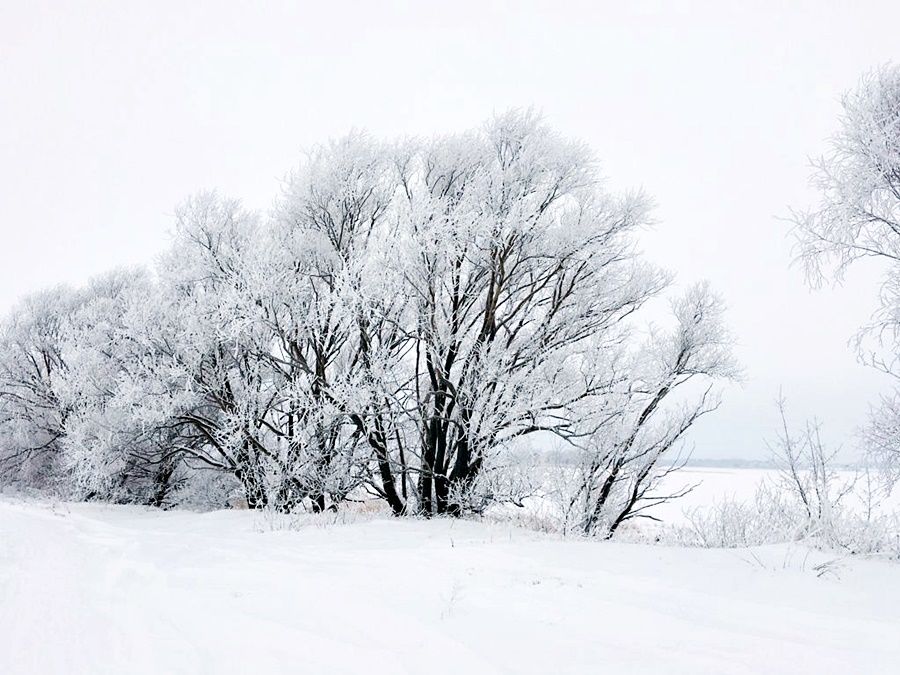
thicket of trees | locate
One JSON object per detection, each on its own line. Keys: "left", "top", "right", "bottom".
{"left": 0, "top": 112, "right": 736, "bottom": 534}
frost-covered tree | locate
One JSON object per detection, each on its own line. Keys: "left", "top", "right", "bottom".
{"left": 337, "top": 111, "right": 736, "bottom": 520}
{"left": 59, "top": 194, "right": 282, "bottom": 509}
{"left": 563, "top": 282, "right": 738, "bottom": 537}
{"left": 135, "top": 192, "right": 283, "bottom": 508}
{"left": 119, "top": 187, "right": 376, "bottom": 511}
{"left": 791, "top": 64, "right": 900, "bottom": 480}
{"left": 0, "top": 272, "right": 171, "bottom": 500}
{"left": 386, "top": 112, "right": 667, "bottom": 515}
{"left": 55, "top": 268, "right": 183, "bottom": 505}
{"left": 0, "top": 286, "right": 82, "bottom": 490}
{"left": 261, "top": 134, "right": 400, "bottom": 511}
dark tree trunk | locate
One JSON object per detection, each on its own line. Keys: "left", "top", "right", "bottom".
{"left": 147, "top": 458, "right": 177, "bottom": 508}
{"left": 235, "top": 465, "right": 268, "bottom": 510}
{"left": 418, "top": 418, "right": 437, "bottom": 516}
{"left": 368, "top": 421, "right": 405, "bottom": 516}
{"left": 311, "top": 493, "right": 326, "bottom": 513}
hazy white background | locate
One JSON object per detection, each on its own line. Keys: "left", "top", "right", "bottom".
{"left": 1, "top": 0, "right": 898, "bottom": 460}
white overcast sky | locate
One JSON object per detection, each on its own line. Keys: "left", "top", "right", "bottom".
{"left": 1, "top": 0, "right": 898, "bottom": 459}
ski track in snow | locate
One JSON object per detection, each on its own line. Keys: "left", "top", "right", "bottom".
{"left": 1, "top": 499, "right": 899, "bottom": 674}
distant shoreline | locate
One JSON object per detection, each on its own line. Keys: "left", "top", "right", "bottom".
{"left": 658, "top": 457, "right": 862, "bottom": 470}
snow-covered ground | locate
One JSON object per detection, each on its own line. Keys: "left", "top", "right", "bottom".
{"left": 2, "top": 490, "right": 900, "bottom": 674}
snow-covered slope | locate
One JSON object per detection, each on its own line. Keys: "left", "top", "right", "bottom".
{"left": 1, "top": 499, "right": 898, "bottom": 674}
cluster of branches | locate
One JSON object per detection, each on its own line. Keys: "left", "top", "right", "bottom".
{"left": 0, "top": 112, "right": 736, "bottom": 534}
